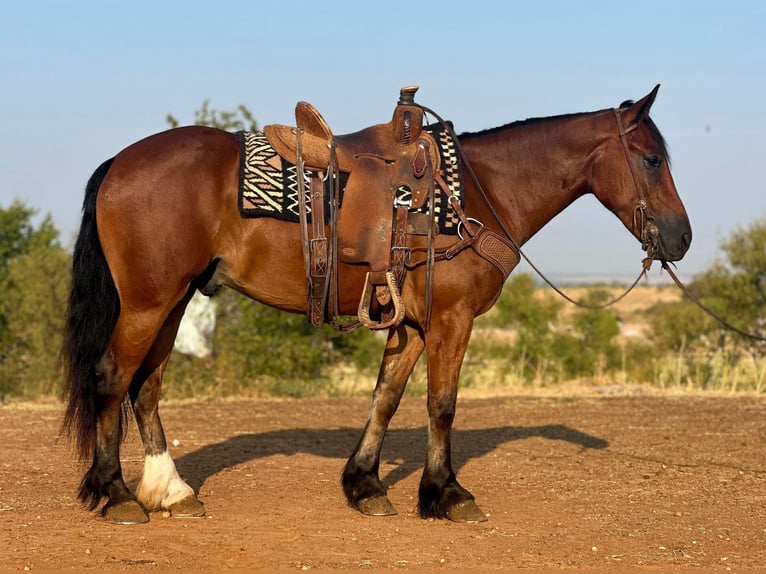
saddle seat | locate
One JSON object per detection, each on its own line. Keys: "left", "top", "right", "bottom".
{"left": 262, "top": 86, "right": 441, "bottom": 330}
{"left": 264, "top": 90, "right": 441, "bottom": 183}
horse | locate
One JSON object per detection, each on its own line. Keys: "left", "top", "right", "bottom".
{"left": 63, "top": 85, "right": 691, "bottom": 524}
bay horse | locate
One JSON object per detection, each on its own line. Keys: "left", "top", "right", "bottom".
{"left": 63, "top": 85, "right": 691, "bottom": 524}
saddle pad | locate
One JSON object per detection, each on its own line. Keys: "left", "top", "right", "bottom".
{"left": 236, "top": 125, "right": 463, "bottom": 233}
{"left": 236, "top": 130, "right": 322, "bottom": 222}
{"left": 422, "top": 123, "right": 463, "bottom": 234}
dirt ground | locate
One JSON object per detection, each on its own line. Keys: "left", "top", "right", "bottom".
{"left": 1, "top": 394, "right": 764, "bottom": 572}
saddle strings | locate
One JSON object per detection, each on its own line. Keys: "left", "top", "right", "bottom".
{"left": 295, "top": 128, "right": 312, "bottom": 285}
{"left": 424, "top": 142, "right": 436, "bottom": 331}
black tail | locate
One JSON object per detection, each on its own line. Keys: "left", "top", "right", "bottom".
{"left": 62, "top": 158, "right": 121, "bottom": 462}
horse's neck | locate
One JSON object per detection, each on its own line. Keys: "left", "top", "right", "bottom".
{"left": 460, "top": 113, "right": 604, "bottom": 245}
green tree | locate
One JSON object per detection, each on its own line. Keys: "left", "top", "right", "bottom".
{"left": 0, "top": 246, "right": 71, "bottom": 398}
{"left": 484, "top": 273, "right": 565, "bottom": 382}
{"left": 211, "top": 291, "right": 332, "bottom": 397}
{"left": 669, "top": 218, "right": 766, "bottom": 390}
{"left": 689, "top": 223, "right": 765, "bottom": 351}
{"left": 0, "top": 201, "right": 59, "bottom": 264}
{"left": 477, "top": 277, "right": 628, "bottom": 384}
{"left": 491, "top": 273, "right": 563, "bottom": 337}
{"left": 0, "top": 202, "right": 67, "bottom": 399}
{"left": 646, "top": 300, "right": 713, "bottom": 353}
{"left": 562, "top": 288, "right": 621, "bottom": 378}
{"left": 691, "top": 219, "right": 766, "bottom": 337}
{"left": 623, "top": 217, "right": 766, "bottom": 392}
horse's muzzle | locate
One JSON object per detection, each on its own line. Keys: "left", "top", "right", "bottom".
{"left": 651, "top": 218, "right": 692, "bottom": 262}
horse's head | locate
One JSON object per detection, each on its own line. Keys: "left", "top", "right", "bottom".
{"left": 590, "top": 85, "right": 691, "bottom": 262}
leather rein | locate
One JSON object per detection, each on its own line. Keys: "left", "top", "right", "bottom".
{"left": 416, "top": 104, "right": 766, "bottom": 342}
{"left": 416, "top": 103, "right": 656, "bottom": 310}
{"left": 423, "top": 103, "right": 766, "bottom": 341}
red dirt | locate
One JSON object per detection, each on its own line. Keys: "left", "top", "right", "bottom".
{"left": 1, "top": 395, "right": 764, "bottom": 571}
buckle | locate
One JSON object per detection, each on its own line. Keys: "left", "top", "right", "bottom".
{"left": 457, "top": 217, "right": 484, "bottom": 240}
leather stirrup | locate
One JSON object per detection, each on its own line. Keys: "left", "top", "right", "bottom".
{"left": 357, "top": 271, "right": 405, "bottom": 330}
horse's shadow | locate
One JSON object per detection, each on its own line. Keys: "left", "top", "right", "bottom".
{"left": 175, "top": 424, "right": 608, "bottom": 493}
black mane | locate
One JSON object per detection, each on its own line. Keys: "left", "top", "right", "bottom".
{"left": 458, "top": 110, "right": 598, "bottom": 139}
{"left": 458, "top": 106, "right": 670, "bottom": 164}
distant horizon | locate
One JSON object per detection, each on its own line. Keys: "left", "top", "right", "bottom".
{"left": 514, "top": 264, "right": 694, "bottom": 287}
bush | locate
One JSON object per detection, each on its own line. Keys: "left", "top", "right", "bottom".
{"left": 0, "top": 247, "right": 71, "bottom": 399}
{"left": 163, "top": 291, "right": 385, "bottom": 399}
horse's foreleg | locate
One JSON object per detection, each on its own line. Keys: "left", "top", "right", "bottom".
{"left": 131, "top": 292, "right": 205, "bottom": 517}
{"left": 419, "top": 313, "right": 487, "bottom": 523}
{"left": 342, "top": 322, "right": 424, "bottom": 516}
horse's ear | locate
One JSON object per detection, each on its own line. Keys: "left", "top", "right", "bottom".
{"left": 622, "top": 84, "right": 660, "bottom": 125}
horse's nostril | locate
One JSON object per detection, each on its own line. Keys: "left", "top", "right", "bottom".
{"left": 681, "top": 232, "right": 692, "bottom": 250}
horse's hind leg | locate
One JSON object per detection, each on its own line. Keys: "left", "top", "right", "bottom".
{"left": 79, "top": 383, "right": 147, "bottom": 523}
{"left": 131, "top": 290, "right": 205, "bottom": 517}
{"left": 79, "top": 310, "right": 176, "bottom": 524}
{"left": 77, "top": 287, "right": 198, "bottom": 525}
{"left": 342, "top": 323, "right": 424, "bottom": 515}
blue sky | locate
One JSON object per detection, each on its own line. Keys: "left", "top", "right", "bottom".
{"left": 1, "top": 1, "right": 764, "bottom": 280}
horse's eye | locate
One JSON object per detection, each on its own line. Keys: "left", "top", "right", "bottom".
{"left": 644, "top": 155, "right": 662, "bottom": 169}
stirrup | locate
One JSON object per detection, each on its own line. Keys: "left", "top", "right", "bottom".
{"left": 358, "top": 271, "right": 405, "bottom": 330}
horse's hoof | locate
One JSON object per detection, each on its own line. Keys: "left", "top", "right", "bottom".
{"left": 102, "top": 500, "right": 149, "bottom": 525}
{"left": 357, "top": 495, "right": 397, "bottom": 516}
{"left": 445, "top": 499, "right": 488, "bottom": 523}
{"left": 168, "top": 496, "right": 206, "bottom": 518}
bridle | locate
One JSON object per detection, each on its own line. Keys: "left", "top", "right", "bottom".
{"left": 613, "top": 108, "right": 766, "bottom": 340}
{"left": 614, "top": 107, "right": 660, "bottom": 261}
{"left": 424, "top": 100, "right": 766, "bottom": 339}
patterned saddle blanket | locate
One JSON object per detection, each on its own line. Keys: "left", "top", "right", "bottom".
{"left": 236, "top": 124, "right": 463, "bottom": 234}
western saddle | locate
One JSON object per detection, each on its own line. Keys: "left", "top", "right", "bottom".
{"left": 263, "top": 86, "right": 516, "bottom": 331}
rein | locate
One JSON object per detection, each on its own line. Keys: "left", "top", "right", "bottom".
{"left": 416, "top": 103, "right": 652, "bottom": 310}
{"left": 661, "top": 262, "right": 766, "bottom": 342}
{"left": 416, "top": 101, "right": 764, "bottom": 342}
{"left": 418, "top": 104, "right": 766, "bottom": 342}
